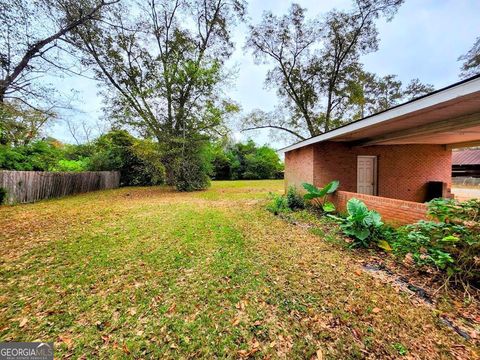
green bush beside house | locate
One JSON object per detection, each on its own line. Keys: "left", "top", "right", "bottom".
{"left": 267, "top": 182, "right": 479, "bottom": 290}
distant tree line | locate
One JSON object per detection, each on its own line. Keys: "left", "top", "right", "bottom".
{"left": 0, "top": 129, "right": 283, "bottom": 185}
{"left": 0, "top": 130, "right": 165, "bottom": 186}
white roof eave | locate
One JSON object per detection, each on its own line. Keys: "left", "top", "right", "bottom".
{"left": 279, "top": 75, "right": 480, "bottom": 153}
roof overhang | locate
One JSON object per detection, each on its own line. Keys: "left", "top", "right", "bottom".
{"left": 280, "top": 74, "right": 480, "bottom": 153}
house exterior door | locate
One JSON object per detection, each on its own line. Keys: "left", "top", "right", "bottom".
{"left": 357, "top": 156, "right": 377, "bottom": 195}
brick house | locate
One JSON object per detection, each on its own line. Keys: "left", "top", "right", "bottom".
{"left": 280, "top": 75, "right": 480, "bottom": 225}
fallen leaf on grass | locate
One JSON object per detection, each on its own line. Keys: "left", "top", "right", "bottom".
{"left": 238, "top": 350, "right": 249, "bottom": 357}
{"left": 59, "top": 335, "right": 74, "bottom": 349}
{"left": 101, "top": 335, "right": 110, "bottom": 344}
{"left": 372, "top": 307, "right": 381, "bottom": 314}
{"left": 377, "top": 240, "right": 392, "bottom": 251}
{"left": 251, "top": 338, "right": 260, "bottom": 350}
{"left": 19, "top": 318, "right": 28, "bottom": 328}
{"left": 167, "top": 303, "right": 176, "bottom": 313}
{"left": 128, "top": 308, "right": 137, "bottom": 316}
{"left": 316, "top": 348, "right": 323, "bottom": 360}
{"left": 352, "top": 328, "right": 362, "bottom": 340}
{"left": 236, "top": 300, "right": 247, "bottom": 311}
{"left": 122, "top": 343, "right": 130, "bottom": 355}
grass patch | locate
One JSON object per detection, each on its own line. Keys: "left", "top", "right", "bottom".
{"left": 0, "top": 180, "right": 477, "bottom": 358}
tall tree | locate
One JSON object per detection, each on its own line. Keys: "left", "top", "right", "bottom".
{"left": 0, "top": 100, "right": 51, "bottom": 146}
{"left": 0, "top": 0, "right": 117, "bottom": 107}
{"left": 68, "top": 0, "right": 245, "bottom": 189}
{"left": 459, "top": 36, "right": 480, "bottom": 79}
{"left": 244, "top": 1, "right": 431, "bottom": 140}
{"left": 244, "top": 4, "right": 322, "bottom": 139}
{"left": 350, "top": 74, "right": 433, "bottom": 119}
{"left": 0, "top": 0, "right": 117, "bottom": 147}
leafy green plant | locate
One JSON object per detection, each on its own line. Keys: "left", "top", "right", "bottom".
{"left": 427, "top": 197, "right": 479, "bottom": 223}
{"left": 286, "top": 186, "right": 305, "bottom": 210}
{"left": 393, "top": 198, "right": 480, "bottom": 287}
{"left": 53, "top": 158, "right": 90, "bottom": 172}
{"left": 340, "top": 198, "right": 384, "bottom": 247}
{"left": 302, "top": 180, "right": 339, "bottom": 213}
{"left": 392, "top": 342, "right": 408, "bottom": 356}
{"left": 394, "top": 222, "right": 455, "bottom": 268}
{"left": 266, "top": 193, "right": 290, "bottom": 215}
{"left": 329, "top": 198, "right": 389, "bottom": 248}
{"left": 0, "top": 140, "right": 63, "bottom": 171}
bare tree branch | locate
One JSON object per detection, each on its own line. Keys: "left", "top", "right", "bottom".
{"left": 242, "top": 125, "right": 306, "bottom": 140}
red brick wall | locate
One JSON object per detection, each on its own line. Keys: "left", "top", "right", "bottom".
{"left": 331, "top": 191, "right": 428, "bottom": 226}
{"left": 284, "top": 145, "right": 314, "bottom": 190}
{"left": 284, "top": 141, "right": 451, "bottom": 223}
{"left": 311, "top": 142, "right": 452, "bottom": 203}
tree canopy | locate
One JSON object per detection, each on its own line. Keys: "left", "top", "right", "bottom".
{"left": 459, "top": 36, "right": 480, "bottom": 79}
{"left": 243, "top": 1, "right": 434, "bottom": 140}
{"left": 0, "top": 0, "right": 117, "bottom": 108}
{"left": 68, "top": 0, "right": 245, "bottom": 190}
{"left": 210, "top": 140, "right": 284, "bottom": 180}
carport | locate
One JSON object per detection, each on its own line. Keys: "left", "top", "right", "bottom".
{"left": 280, "top": 74, "right": 480, "bottom": 224}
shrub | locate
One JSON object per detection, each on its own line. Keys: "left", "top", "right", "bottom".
{"left": 393, "top": 198, "right": 480, "bottom": 286}
{"left": 393, "top": 222, "right": 457, "bottom": 269}
{"left": 53, "top": 158, "right": 90, "bottom": 172}
{"left": 210, "top": 140, "right": 284, "bottom": 180}
{"left": 130, "top": 140, "right": 166, "bottom": 186}
{"left": 172, "top": 139, "right": 212, "bottom": 191}
{"left": 89, "top": 130, "right": 165, "bottom": 186}
{"left": 331, "top": 198, "right": 386, "bottom": 248}
{"left": 302, "top": 180, "right": 339, "bottom": 213}
{"left": 173, "top": 152, "right": 211, "bottom": 191}
{"left": 266, "top": 193, "right": 289, "bottom": 215}
{"left": 286, "top": 186, "right": 305, "bottom": 210}
{"left": 0, "top": 140, "right": 62, "bottom": 171}
{"left": 427, "top": 198, "right": 479, "bottom": 223}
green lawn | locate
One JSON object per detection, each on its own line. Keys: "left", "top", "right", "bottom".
{"left": 0, "top": 180, "right": 477, "bottom": 358}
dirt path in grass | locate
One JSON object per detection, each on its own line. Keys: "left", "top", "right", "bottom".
{"left": 0, "top": 181, "right": 478, "bottom": 359}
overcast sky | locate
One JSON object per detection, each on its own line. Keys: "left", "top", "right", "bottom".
{"left": 48, "top": 0, "right": 480, "bottom": 149}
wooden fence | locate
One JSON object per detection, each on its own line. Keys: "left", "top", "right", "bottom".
{"left": 0, "top": 170, "right": 120, "bottom": 204}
